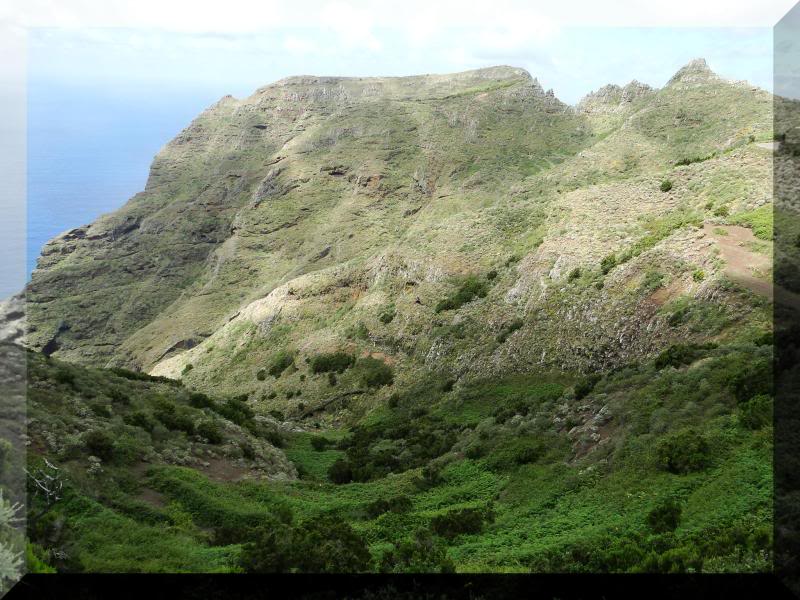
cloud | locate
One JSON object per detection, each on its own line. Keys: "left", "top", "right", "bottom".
{"left": 283, "top": 35, "right": 318, "bottom": 55}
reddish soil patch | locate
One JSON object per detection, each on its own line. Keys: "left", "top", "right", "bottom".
{"left": 650, "top": 279, "right": 686, "bottom": 306}
{"left": 703, "top": 224, "right": 772, "bottom": 299}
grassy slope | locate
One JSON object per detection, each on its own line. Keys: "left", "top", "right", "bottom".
{"left": 26, "top": 323, "right": 772, "bottom": 573}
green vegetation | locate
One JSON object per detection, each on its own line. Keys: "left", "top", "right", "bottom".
{"left": 355, "top": 357, "right": 394, "bottom": 388}
{"left": 732, "top": 205, "right": 773, "bottom": 240}
{"left": 25, "top": 331, "right": 773, "bottom": 573}
{"left": 310, "top": 352, "right": 355, "bottom": 374}
{"left": 435, "top": 276, "right": 490, "bottom": 313}
{"left": 20, "top": 62, "right": 776, "bottom": 577}
{"left": 267, "top": 351, "right": 294, "bottom": 378}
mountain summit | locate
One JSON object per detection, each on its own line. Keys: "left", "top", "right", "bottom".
{"left": 666, "top": 57, "right": 720, "bottom": 87}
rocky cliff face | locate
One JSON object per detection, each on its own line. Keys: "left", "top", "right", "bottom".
{"left": 25, "top": 61, "right": 774, "bottom": 406}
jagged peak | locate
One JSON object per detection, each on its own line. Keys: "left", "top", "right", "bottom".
{"left": 577, "top": 79, "right": 654, "bottom": 113}
{"left": 666, "top": 58, "right": 719, "bottom": 87}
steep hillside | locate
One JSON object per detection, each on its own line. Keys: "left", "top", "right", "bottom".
{"left": 27, "top": 62, "right": 773, "bottom": 415}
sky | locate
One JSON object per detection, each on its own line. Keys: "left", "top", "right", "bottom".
{"left": 3, "top": 0, "right": 800, "bottom": 298}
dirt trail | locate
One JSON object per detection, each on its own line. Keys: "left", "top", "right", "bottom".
{"left": 703, "top": 224, "right": 772, "bottom": 299}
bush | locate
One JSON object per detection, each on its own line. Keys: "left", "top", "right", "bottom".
{"left": 327, "top": 372, "right": 338, "bottom": 387}
{"left": 574, "top": 374, "right": 601, "bottom": 400}
{"left": 123, "top": 410, "right": 157, "bottom": 432}
{"left": 181, "top": 364, "right": 193, "bottom": 375}
{"left": 328, "top": 458, "right": 353, "bottom": 484}
{"left": 153, "top": 400, "right": 196, "bottom": 435}
{"left": 654, "top": 343, "right": 716, "bottom": 370}
{"left": 379, "top": 529, "right": 455, "bottom": 573}
{"left": 379, "top": 308, "right": 396, "bottom": 324}
{"left": 214, "top": 396, "right": 254, "bottom": 427}
{"left": 692, "top": 270, "right": 705, "bottom": 282}
{"left": 660, "top": 180, "right": 673, "bottom": 192}
{"left": 188, "top": 392, "right": 214, "bottom": 408}
{"left": 256, "top": 369, "right": 267, "bottom": 381}
{"left": 83, "top": 429, "right": 114, "bottom": 460}
{"left": 487, "top": 269, "right": 498, "bottom": 281}
{"left": 435, "top": 276, "right": 489, "bottom": 313}
{"left": 365, "top": 496, "right": 413, "bottom": 519}
{"left": 600, "top": 254, "right": 617, "bottom": 275}
{"left": 311, "top": 352, "right": 355, "bottom": 374}
{"left": 738, "top": 394, "right": 772, "bottom": 430}
{"left": 268, "top": 351, "right": 294, "bottom": 378}
{"left": 567, "top": 267, "right": 581, "bottom": 281}
{"left": 430, "top": 507, "right": 494, "bottom": 540}
{"left": 656, "top": 429, "right": 710, "bottom": 474}
{"left": 197, "top": 420, "right": 223, "bottom": 444}
{"left": 240, "top": 514, "right": 371, "bottom": 573}
{"left": 485, "top": 438, "right": 544, "bottom": 471}
{"left": 310, "top": 436, "right": 333, "bottom": 451}
{"left": 356, "top": 357, "right": 394, "bottom": 388}
{"left": 647, "top": 498, "right": 682, "bottom": 533}
{"left": 54, "top": 368, "right": 76, "bottom": 387}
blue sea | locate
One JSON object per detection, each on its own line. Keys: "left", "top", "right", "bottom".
{"left": 26, "top": 82, "right": 224, "bottom": 278}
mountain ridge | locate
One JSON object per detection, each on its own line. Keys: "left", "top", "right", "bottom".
{"left": 24, "top": 60, "right": 773, "bottom": 407}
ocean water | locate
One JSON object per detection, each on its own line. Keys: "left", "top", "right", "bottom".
{"left": 26, "top": 82, "right": 221, "bottom": 278}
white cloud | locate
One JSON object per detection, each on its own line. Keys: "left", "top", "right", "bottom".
{"left": 283, "top": 35, "right": 318, "bottom": 55}
{"left": 2, "top": 0, "right": 797, "bottom": 31}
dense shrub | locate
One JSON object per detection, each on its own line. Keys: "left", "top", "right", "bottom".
{"left": 365, "top": 496, "right": 413, "bottom": 519}
{"left": 654, "top": 343, "right": 716, "bottom": 370}
{"left": 484, "top": 438, "right": 544, "bottom": 471}
{"left": 197, "top": 420, "right": 223, "bottom": 444}
{"left": 123, "top": 410, "right": 157, "bottom": 432}
{"left": 311, "top": 352, "right": 355, "bottom": 374}
{"left": 435, "top": 276, "right": 489, "bottom": 313}
{"left": 600, "top": 254, "right": 617, "bottom": 274}
{"left": 188, "top": 392, "right": 214, "bottom": 409}
{"left": 328, "top": 372, "right": 338, "bottom": 386}
{"left": 214, "top": 396, "right": 254, "bottom": 428}
{"left": 660, "top": 180, "right": 673, "bottom": 192}
{"left": 430, "top": 506, "right": 494, "bottom": 540}
{"left": 356, "top": 357, "right": 394, "bottom": 388}
{"left": 256, "top": 369, "right": 267, "bottom": 381}
{"left": 379, "top": 529, "right": 455, "bottom": 573}
{"left": 647, "top": 498, "right": 682, "bottom": 533}
{"left": 54, "top": 368, "right": 76, "bottom": 387}
{"left": 728, "top": 355, "right": 772, "bottom": 403}
{"left": 655, "top": 429, "right": 710, "bottom": 474}
{"left": 379, "top": 309, "right": 396, "bottom": 324}
{"left": 310, "top": 436, "right": 334, "bottom": 451}
{"left": 240, "top": 515, "right": 371, "bottom": 573}
{"left": 268, "top": 351, "right": 295, "bottom": 378}
{"left": 181, "top": 364, "right": 193, "bottom": 375}
{"left": 109, "top": 367, "right": 182, "bottom": 386}
{"left": 83, "top": 429, "right": 115, "bottom": 460}
{"left": 328, "top": 458, "right": 354, "bottom": 484}
{"left": 153, "top": 399, "right": 196, "bottom": 435}
{"left": 574, "top": 374, "right": 601, "bottom": 400}
{"left": 738, "top": 394, "right": 772, "bottom": 430}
